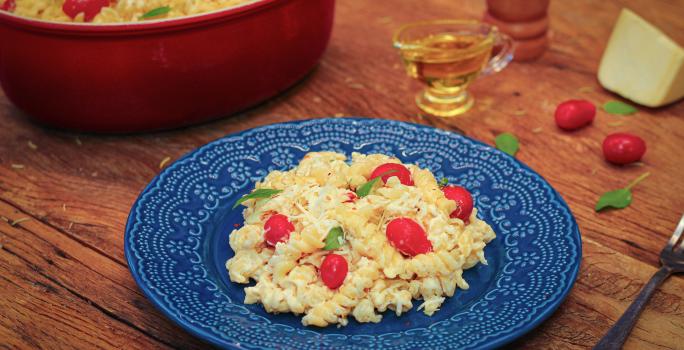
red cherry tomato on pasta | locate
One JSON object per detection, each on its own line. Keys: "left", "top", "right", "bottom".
{"left": 442, "top": 185, "right": 474, "bottom": 221}
{"left": 320, "top": 254, "right": 348, "bottom": 289}
{"left": 1, "top": 0, "right": 16, "bottom": 11}
{"left": 386, "top": 218, "right": 432, "bottom": 256}
{"left": 602, "top": 133, "right": 646, "bottom": 165}
{"left": 264, "top": 213, "right": 294, "bottom": 247}
{"left": 370, "top": 163, "right": 414, "bottom": 186}
{"left": 62, "top": 0, "right": 110, "bottom": 22}
{"left": 554, "top": 99, "right": 596, "bottom": 131}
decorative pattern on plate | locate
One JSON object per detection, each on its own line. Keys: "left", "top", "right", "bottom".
{"left": 125, "top": 118, "right": 581, "bottom": 350}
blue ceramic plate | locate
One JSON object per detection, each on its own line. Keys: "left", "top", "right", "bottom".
{"left": 125, "top": 118, "right": 581, "bottom": 350}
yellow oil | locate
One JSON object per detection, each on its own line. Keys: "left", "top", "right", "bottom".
{"left": 400, "top": 33, "right": 494, "bottom": 92}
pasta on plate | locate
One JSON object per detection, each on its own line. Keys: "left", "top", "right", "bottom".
{"left": 226, "top": 152, "right": 496, "bottom": 327}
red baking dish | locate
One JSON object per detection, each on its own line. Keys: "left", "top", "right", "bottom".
{"left": 0, "top": 0, "right": 335, "bottom": 133}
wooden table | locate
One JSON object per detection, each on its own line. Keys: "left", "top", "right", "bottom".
{"left": 2, "top": 0, "right": 684, "bottom": 349}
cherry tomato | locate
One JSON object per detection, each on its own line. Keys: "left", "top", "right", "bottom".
{"left": 442, "top": 185, "right": 474, "bottom": 221}
{"left": 344, "top": 192, "right": 358, "bottom": 203}
{"left": 602, "top": 133, "right": 646, "bottom": 165}
{"left": 62, "top": 0, "right": 110, "bottom": 22}
{"left": 370, "top": 163, "right": 414, "bottom": 186}
{"left": 554, "top": 99, "right": 596, "bottom": 131}
{"left": 386, "top": 218, "right": 432, "bottom": 256}
{"left": 264, "top": 213, "right": 294, "bottom": 247}
{"left": 1, "top": 0, "right": 15, "bottom": 11}
{"left": 320, "top": 254, "right": 348, "bottom": 289}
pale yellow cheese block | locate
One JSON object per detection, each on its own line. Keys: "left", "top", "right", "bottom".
{"left": 598, "top": 8, "right": 684, "bottom": 107}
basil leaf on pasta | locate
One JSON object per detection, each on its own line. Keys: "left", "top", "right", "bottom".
{"left": 323, "top": 227, "right": 345, "bottom": 250}
{"left": 233, "top": 188, "right": 282, "bottom": 209}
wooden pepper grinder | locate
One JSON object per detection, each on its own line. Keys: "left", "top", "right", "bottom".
{"left": 484, "top": 0, "right": 550, "bottom": 61}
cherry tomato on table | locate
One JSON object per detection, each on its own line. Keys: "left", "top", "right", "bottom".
{"left": 602, "top": 133, "right": 646, "bottom": 165}
{"left": 263, "top": 213, "right": 294, "bottom": 247}
{"left": 386, "top": 218, "right": 432, "bottom": 256}
{"left": 370, "top": 163, "right": 414, "bottom": 186}
{"left": 554, "top": 99, "right": 596, "bottom": 131}
{"left": 63, "top": 0, "right": 110, "bottom": 22}
{"left": 442, "top": 185, "right": 474, "bottom": 221}
{"left": 320, "top": 254, "right": 348, "bottom": 289}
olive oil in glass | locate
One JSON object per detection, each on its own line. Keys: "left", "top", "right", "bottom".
{"left": 394, "top": 20, "right": 513, "bottom": 117}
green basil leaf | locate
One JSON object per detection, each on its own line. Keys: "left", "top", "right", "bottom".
{"left": 495, "top": 132, "right": 519, "bottom": 157}
{"left": 355, "top": 177, "right": 382, "bottom": 198}
{"left": 355, "top": 169, "right": 397, "bottom": 198}
{"left": 141, "top": 6, "right": 171, "bottom": 19}
{"left": 233, "top": 188, "right": 282, "bottom": 209}
{"left": 595, "top": 172, "right": 649, "bottom": 212}
{"left": 439, "top": 177, "right": 449, "bottom": 187}
{"left": 323, "top": 227, "right": 345, "bottom": 250}
{"left": 603, "top": 101, "right": 637, "bottom": 115}
{"left": 595, "top": 188, "right": 632, "bottom": 211}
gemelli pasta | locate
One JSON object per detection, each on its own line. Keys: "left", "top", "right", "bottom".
{"left": 226, "top": 152, "right": 496, "bottom": 327}
{"left": 4, "top": 0, "right": 261, "bottom": 23}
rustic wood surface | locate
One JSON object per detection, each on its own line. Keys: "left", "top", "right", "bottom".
{"left": 1, "top": 0, "right": 684, "bottom": 349}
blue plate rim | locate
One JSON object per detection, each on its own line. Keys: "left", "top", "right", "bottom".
{"left": 124, "top": 117, "right": 582, "bottom": 350}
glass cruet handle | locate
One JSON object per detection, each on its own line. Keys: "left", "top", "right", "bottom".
{"left": 481, "top": 31, "right": 514, "bottom": 75}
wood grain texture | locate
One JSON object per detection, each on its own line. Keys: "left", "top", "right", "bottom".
{"left": 1, "top": 0, "right": 683, "bottom": 349}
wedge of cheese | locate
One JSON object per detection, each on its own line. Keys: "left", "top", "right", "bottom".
{"left": 598, "top": 8, "right": 684, "bottom": 107}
